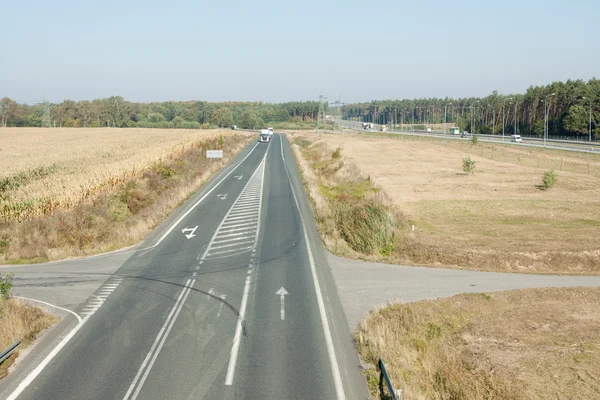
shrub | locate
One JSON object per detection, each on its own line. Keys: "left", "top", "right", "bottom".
{"left": 0, "top": 273, "right": 14, "bottom": 298}
{"left": 462, "top": 157, "right": 476, "bottom": 174}
{"left": 543, "top": 170, "right": 557, "bottom": 189}
{"left": 332, "top": 147, "right": 341, "bottom": 159}
{"left": 471, "top": 135, "right": 478, "bottom": 145}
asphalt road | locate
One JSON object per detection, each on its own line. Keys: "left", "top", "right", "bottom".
{"left": 328, "top": 253, "right": 600, "bottom": 329}
{"left": 1, "top": 134, "right": 370, "bottom": 400}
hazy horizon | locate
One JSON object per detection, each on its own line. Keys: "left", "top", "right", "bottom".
{"left": 2, "top": 0, "right": 598, "bottom": 105}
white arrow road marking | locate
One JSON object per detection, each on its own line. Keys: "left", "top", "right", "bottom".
{"left": 276, "top": 287, "right": 289, "bottom": 320}
{"left": 217, "top": 193, "right": 228, "bottom": 200}
{"left": 181, "top": 226, "right": 198, "bottom": 239}
{"left": 234, "top": 175, "right": 243, "bottom": 180}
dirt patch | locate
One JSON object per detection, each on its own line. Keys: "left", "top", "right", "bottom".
{"left": 288, "top": 130, "right": 600, "bottom": 274}
{"left": 356, "top": 287, "right": 600, "bottom": 400}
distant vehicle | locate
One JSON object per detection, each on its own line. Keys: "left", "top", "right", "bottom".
{"left": 511, "top": 134, "right": 522, "bottom": 143}
{"left": 426, "top": 128, "right": 432, "bottom": 132}
{"left": 260, "top": 129, "right": 269, "bottom": 136}
{"left": 380, "top": 126, "right": 387, "bottom": 132}
{"left": 450, "top": 127, "right": 460, "bottom": 135}
{"left": 231, "top": 125, "right": 237, "bottom": 130}
{"left": 461, "top": 132, "right": 470, "bottom": 138}
{"left": 259, "top": 133, "right": 271, "bottom": 143}
{"left": 267, "top": 127, "right": 273, "bottom": 135}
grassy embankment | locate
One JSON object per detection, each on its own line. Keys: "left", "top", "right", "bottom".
{"left": 0, "top": 295, "right": 58, "bottom": 378}
{"left": 290, "top": 130, "right": 600, "bottom": 274}
{"left": 290, "top": 136, "right": 402, "bottom": 260}
{"left": 0, "top": 128, "right": 254, "bottom": 263}
{"left": 356, "top": 287, "right": 600, "bottom": 400}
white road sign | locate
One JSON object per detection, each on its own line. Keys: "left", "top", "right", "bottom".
{"left": 206, "top": 150, "right": 223, "bottom": 159}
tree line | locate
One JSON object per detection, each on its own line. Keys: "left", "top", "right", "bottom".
{"left": 343, "top": 78, "right": 599, "bottom": 139}
{"left": 0, "top": 97, "right": 327, "bottom": 129}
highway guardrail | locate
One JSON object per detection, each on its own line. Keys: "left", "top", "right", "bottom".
{"left": 379, "top": 357, "right": 402, "bottom": 400}
{"left": 0, "top": 340, "right": 21, "bottom": 365}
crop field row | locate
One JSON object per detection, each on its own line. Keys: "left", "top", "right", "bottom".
{"left": 0, "top": 128, "right": 246, "bottom": 222}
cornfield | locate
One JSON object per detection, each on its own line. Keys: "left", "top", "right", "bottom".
{"left": 0, "top": 128, "right": 244, "bottom": 222}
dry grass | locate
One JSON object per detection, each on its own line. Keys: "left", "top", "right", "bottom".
{"left": 356, "top": 287, "right": 600, "bottom": 400}
{"left": 290, "top": 136, "right": 403, "bottom": 260}
{"left": 0, "top": 298, "right": 58, "bottom": 378}
{"left": 289, "top": 130, "right": 600, "bottom": 274}
{"left": 0, "top": 128, "right": 254, "bottom": 263}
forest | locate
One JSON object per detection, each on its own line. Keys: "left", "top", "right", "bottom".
{"left": 343, "top": 79, "right": 599, "bottom": 139}
{"left": 0, "top": 98, "right": 325, "bottom": 130}
{"left": 0, "top": 78, "right": 597, "bottom": 139}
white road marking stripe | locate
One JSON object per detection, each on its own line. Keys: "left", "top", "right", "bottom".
{"left": 198, "top": 158, "right": 266, "bottom": 261}
{"left": 280, "top": 134, "right": 346, "bottom": 400}
{"left": 14, "top": 296, "right": 82, "bottom": 323}
{"left": 220, "top": 221, "right": 257, "bottom": 229}
{"left": 227, "top": 210, "right": 259, "bottom": 217}
{"left": 230, "top": 204, "right": 259, "bottom": 211}
{"left": 213, "top": 234, "right": 255, "bottom": 243}
{"left": 216, "top": 226, "right": 258, "bottom": 235}
{"left": 234, "top": 199, "right": 260, "bottom": 206}
{"left": 225, "top": 275, "right": 251, "bottom": 385}
{"left": 207, "top": 246, "right": 253, "bottom": 257}
{"left": 223, "top": 214, "right": 258, "bottom": 222}
{"left": 209, "top": 239, "right": 255, "bottom": 250}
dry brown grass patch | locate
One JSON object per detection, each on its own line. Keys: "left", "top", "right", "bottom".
{"left": 0, "top": 298, "right": 58, "bottom": 378}
{"left": 356, "top": 287, "right": 600, "bottom": 400}
{"left": 291, "top": 130, "right": 600, "bottom": 274}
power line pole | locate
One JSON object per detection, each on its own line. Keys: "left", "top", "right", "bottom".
{"left": 42, "top": 95, "right": 51, "bottom": 128}
{"left": 317, "top": 90, "right": 327, "bottom": 137}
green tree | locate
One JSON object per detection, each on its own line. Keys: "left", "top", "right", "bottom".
{"left": 240, "top": 110, "right": 264, "bottom": 129}
{"left": 563, "top": 105, "right": 589, "bottom": 135}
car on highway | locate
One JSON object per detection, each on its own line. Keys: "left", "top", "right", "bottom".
{"left": 461, "top": 131, "right": 471, "bottom": 138}
{"left": 259, "top": 133, "right": 270, "bottom": 143}
{"left": 511, "top": 134, "right": 522, "bottom": 143}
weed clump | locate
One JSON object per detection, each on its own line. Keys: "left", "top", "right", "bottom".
{"left": 462, "top": 156, "right": 476, "bottom": 174}
{"left": 542, "top": 169, "right": 556, "bottom": 189}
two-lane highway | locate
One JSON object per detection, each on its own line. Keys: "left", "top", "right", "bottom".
{"left": 7, "top": 134, "right": 369, "bottom": 400}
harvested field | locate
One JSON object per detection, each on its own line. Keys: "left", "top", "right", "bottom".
{"left": 0, "top": 128, "right": 254, "bottom": 263}
{"left": 356, "top": 287, "right": 600, "bottom": 400}
{"left": 288, "top": 130, "right": 600, "bottom": 274}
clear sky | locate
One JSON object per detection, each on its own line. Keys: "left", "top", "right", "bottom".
{"left": 1, "top": 0, "right": 598, "bottom": 104}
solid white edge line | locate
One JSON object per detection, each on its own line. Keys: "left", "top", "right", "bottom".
{"left": 123, "top": 279, "right": 191, "bottom": 400}
{"left": 6, "top": 315, "right": 91, "bottom": 400}
{"left": 279, "top": 134, "right": 346, "bottom": 400}
{"left": 224, "top": 276, "right": 250, "bottom": 386}
{"left": 130, "top": 279, "right": 196, "bottom": 400}
{"left": 153, "top": 141, "right": 260, "bottom": 248}
{"left": 224, "top": 137, "right": 271, "bottom": 386}
{"left": 14, "top": 296, "right": 83, "bottom": 324}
